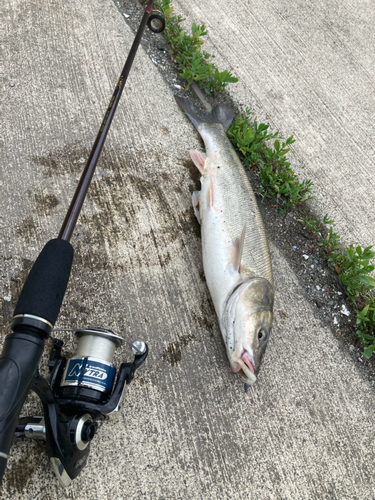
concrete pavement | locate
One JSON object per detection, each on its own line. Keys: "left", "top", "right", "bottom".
{"left": 1, "top": 0, "right": 374, "bottom": 498}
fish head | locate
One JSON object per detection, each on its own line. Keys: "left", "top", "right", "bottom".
{"left": 222, "top": 278, "right": 274, "bottom": 385}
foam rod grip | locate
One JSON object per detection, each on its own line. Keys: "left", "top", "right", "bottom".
{"left": 14, "top": 239, "right": 74, "bottom": 326}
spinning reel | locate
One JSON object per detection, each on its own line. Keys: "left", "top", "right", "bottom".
{"left": 14, "top": 327, "right": 148, "bottom": 487}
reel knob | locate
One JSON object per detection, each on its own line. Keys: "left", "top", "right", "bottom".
{"left": 132, "top": 340, "right": 147, "bottom": 355}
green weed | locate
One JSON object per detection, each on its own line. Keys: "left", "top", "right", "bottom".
{"left": 356, "top": 297, "right": 375, "bottom": 359}
{"left": 298, "top": 214, "right": 334, "bottom": 235}
{"left": 298, "top": 214, "right": 342, "bottom": 262}
{"left": 337, "top": 245, "right": 375, "bottom": 299}
{"left": 299, "top": 215, "right": 375, "bottom": 357}
{"left": 298, "top": 215, "right": 342, "bottom": 261}
{"left": 299, "top": 216, "right": 375, "bottom": 300}
{"left": 228, "top": 110, "right": 314, "bottom": 210}
{"left": 320, "top": 226, "right": 342, "bottom": 261}
{"left": 161, "top": 0, "right": 238, "bottom": 93}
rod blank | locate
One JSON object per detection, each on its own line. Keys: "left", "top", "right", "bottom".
{"left": 58, "top": 1, "right": 155, "bottom": 242}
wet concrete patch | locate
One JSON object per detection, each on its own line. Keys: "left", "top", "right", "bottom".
{"left": 33, "top": 193, "right": 60, "bottom": 215}
{"left": 190, "top": 295, "right": 216, "bottom": 337}
{"left": 29, "top": 142, "right": 142, "bottom": 178}
{"left": 191, "top": 312, "right": 214, "bottom": 337}
{"left": 4, "top": 450, "right": 38, "bottom": 494}
{"left": 31, "top": 142, "right": 92, "bottom": 177}
{"left": 76, "top": 170, "right": 199, "bottom": 271}
{"left": 181, "top": 208, "right": 201, "bottom": 239}
{"left": 15, "top": 217, "right": 38, "bottom": 243}
{"left": 160, "top": 125, "right": 170, "bottom": 136}
{"left": 162, "top": 334, "right": 199, "bottom": 366}
{"left": 25, "top": 139, "right": 201, "bottom": 278}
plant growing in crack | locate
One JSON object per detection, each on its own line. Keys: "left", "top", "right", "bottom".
{"left": 161, "top": 0, "right": 238, "bottom": 93}
{"left": 228, "top": 109, "right": 314, "bottom": 211}
{"left": 298, "top": 215, "right": 375, "bottom": 358}
{"left": 335, "top": 245, "right": 375, "bottom": 300}
{"left": 356, "top": 297, "right": 375, "bottom": 359}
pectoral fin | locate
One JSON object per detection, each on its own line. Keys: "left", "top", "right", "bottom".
{"left": 192, "top": 191, "right": 201, "bottom": 223}
{"left": 229, "top": 224, "right": 246, "bottom": 273}
{"left": 206, "top": 176, "right": 215, "bottom": 209}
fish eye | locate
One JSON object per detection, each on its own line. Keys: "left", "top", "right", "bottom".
{"left": 258, "top": 330, "right": 267, "bottom": 340}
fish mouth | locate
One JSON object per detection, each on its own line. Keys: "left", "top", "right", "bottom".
{"left": 230, "top": 349, "right": 257, "bottom": 385}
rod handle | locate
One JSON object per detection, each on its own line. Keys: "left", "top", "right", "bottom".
{"left": 0, "top": 330, "right": 45, "bottom": 481}
{"left": 13, "top": 239, "right": 74, "bottom": 329}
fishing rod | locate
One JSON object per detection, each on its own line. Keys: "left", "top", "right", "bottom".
{"left": 0, "top": 0, "right": 166, "bottom": 487}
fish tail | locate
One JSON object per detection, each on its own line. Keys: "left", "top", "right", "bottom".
{"left": 175, "top": 96, "right": 235, "bottom": 132}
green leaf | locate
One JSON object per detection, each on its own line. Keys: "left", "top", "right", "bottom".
{"left": 191, "top": 22, "right": 199, "bottom": 34}
{"left": 224, "top": 76, "right": 239, "bottom": 83}
{"left": 361, "top": 304, "right": 370, "bottom": 315}
{"left": 357, "top": 275, "right": 375, "bottom": 287}
{"left": 364, "top": 346, "right": 375, "bottom": 359}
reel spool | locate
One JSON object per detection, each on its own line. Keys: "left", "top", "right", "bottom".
{"left": 60, "top": 328, "right": 126, "bottom": 403}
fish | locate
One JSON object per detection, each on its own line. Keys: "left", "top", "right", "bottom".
{"left": 175, "top": 96, "right": 274, "bottom": 386}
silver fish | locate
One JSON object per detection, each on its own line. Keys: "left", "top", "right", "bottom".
{"left": 176, "top": 97, "right": 274, "bottom": 386}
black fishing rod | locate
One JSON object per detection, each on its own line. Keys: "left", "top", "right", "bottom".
{"left": 0, "top": 0, "right": 165, "bottom": 486}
